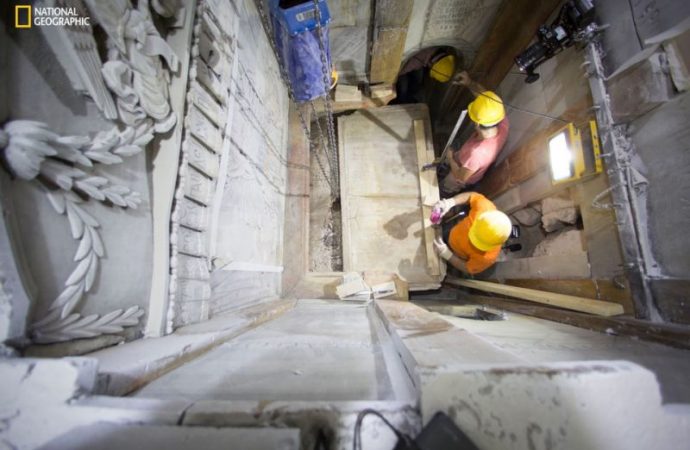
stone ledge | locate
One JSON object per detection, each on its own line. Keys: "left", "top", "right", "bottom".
{"left": 71, "top": 397, "right": 418, "bottom": 450}
{"left": 373, "top": 299, "right": 523, "bottom": 390}
{"left": 421, "top": 360, "right": 690, "bottom": 449}
{"left": 90, "top": 299, "right": 296, "bottom": 396}
{"left": 41, "top": 424, "right": 301, "bottom": 450}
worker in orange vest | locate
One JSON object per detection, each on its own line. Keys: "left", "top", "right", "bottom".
{"left": 432, "top": 191, "right": 512, "bottom": 275}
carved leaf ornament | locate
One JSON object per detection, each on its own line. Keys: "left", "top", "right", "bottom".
{"left": 0, "top": 120, "right": 151, "bottom": 343}
{"left": 0, "top": 0, "right": 181, "bottom": 344}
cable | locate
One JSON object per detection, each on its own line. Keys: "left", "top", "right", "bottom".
{"left": 406, "top": 53, "right": 569, "bottom": 124}
{"left": 353, "top": 409, "right": 416, "bottom": 450}
{"left": 626, "top": 0, "right": 645, "bottom": 50}
{"left": 468, "top": 86, "right": 569, "bottom": 124}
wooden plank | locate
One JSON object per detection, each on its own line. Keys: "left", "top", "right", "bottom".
{"left": 503, "top": 279, "right": 634, "bottom": 314}
{"left": 447, "top": 293, "right": 690, "bottom": 350}
{"left": 370, "top": 28, "right": 408, "bottom": 84}
{"left": 446, "top": 278, "right": 625, "bottom": 317}
{"left": 311, "top": 84, "right": 397, "bottom": 114}
{"left": 469, "top": 0, "right": 561, "bottom": 89}
{"left": 413, "top": 120, "right": 435, "bottom": 205}
{"left": 414, "top": 120, "right": 440, "bottom": 277}
{"left": 368, "top": 0, "right": 413, "bottom": 84}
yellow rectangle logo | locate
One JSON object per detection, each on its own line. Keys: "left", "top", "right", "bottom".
{"left": 15, "top": 5, "right": 32, "bottom": 28}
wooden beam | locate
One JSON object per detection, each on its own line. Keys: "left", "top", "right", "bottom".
{"left": 502, "top": 279, "right": 635, "bottom": 314}
{"left": 414, "top": 120, "right": 441, "bottom": 277}
{"left": 469, "top": 0, "right": 562, "bottom": 89}
{"left": 446, "top": 278, "right": 625, "bottom": 317}
{"left": 311, "top": 84, "right": 397, "bottom": 115}
{"left": 369, "top": 0, "right": 413, "bottom": 84}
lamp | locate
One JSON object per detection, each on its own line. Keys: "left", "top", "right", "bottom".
{"left": 547, "top": 122, "right": 601, "bottom": 184}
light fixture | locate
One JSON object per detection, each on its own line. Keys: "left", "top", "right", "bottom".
{"left": 547, "top": 121, "right": 601, "bottom": 184}
{"left": 548, "top": 123, "right": 582, "bottom": 183}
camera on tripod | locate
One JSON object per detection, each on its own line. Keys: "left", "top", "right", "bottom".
{"left": 515, "top": 0, "right": 596, "bottom": 83}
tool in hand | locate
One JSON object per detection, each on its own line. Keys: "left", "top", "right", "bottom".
{"left": 422, "top": 109, "right": 467, "bottom": 171}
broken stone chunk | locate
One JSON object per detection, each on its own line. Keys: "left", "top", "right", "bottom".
{"left": 542, "top": 207, "right": 579, "bottom": 232}
{"left": 512, "top": 206, "right": 541, "bottom": 227}
{"left": 532, "top": 228, "right": 584, "bottom": 257}
{"left": 541, "top": 196, "right": 579, "bottom": 232}
{"left": 541, "top": 196, "right": 576, "bottom": 214}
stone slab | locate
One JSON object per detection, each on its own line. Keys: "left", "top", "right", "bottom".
{"left": 133, "top": 300, "right": 403, "bottom": 402}
{"left": 90, "top": 299, "right": 295, "bottom": 396}
{"left": 374, "top": 299, "right": 522, "bottom": 390}
{"left": 339, "top": 105, "right": 442, "bottom": 290}
{"left": 421, "top": 360, "right": 690, "bottom": 450}
{"left": 39, "top": 424, "right": 300, "bottom": 450}
{"left": 489, "top": 252, "right": 591, "bottom": 280}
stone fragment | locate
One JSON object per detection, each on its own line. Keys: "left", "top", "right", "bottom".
{"left": 541, "top": 196, "right": 576, "bottom": 214}
{"left": 532, "top": 228, "right": 584, "bottom": 257}
{"left": 512, "top": 207, "right": 541, "bottom": 227}
{"left": 542, "top": 207, "right": 579, "bottom": 232}
{"left": 541, "top": 196, "right": 579, "bottom": 232}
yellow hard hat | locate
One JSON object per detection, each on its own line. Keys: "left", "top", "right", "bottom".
{"left": 468, "top": 210, "right": 512, "bottom": 251}
{"left": 330, "top": 67, "right": 339, "bottom": 90}
{"left": 468, "top": 91, "right": 506, "bottom": 127}
{"left": 430, "top": 55, "right": 455, "bottom": 82}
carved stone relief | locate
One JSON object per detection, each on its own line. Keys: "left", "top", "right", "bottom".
{"left": 87, "top": 0, "right": 180, "bottom": 132}
{"left": 167, "top": 0, "right": 238, "bottom": 331}
{"left": 39, "top": 0, "right": 118, "bottom": 120}
{"left": 187, "top": 137, "right": 221, "bottom": 178}
{"left": 1, "top": 0, "right": 183, "bottom": 345}
{"left": 0, "top": 121, "right": 150, "bottom": 343}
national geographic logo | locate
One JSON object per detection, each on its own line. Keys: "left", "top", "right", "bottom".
{"left": 14, "top": 5, "right": 31, "bottom": 28}
{"left": 14, "top": 4, "right": 90, "bottom": 28}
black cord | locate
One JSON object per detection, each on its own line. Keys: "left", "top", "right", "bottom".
{"left": 626, "top": 0, "right": 645, "bottom": 49}
{"left": 467, "top": 86, "right": 569, "bottom": 124}
{"left": 353, "top": 409, "right": 415, "bottom": 450}
{"left": 406, "top": 53, "right": 569, "bottom": 124}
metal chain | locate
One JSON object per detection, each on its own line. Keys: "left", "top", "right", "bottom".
{"left": 254, "top": 0, "right": 337, "bottom": 197}
{"left": 308, "top": 102, "right": 333, "bottom": 171}
{"left": 312, "top": 0, "right": 340, "bottom": 199}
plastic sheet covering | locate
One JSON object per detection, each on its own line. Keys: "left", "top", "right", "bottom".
{"left": 271, "top": 5, "right": 332, "bottom": 103}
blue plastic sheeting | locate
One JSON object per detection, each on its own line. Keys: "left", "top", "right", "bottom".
{"left": 271, "top": 5, "right": 332, "bottom": 103}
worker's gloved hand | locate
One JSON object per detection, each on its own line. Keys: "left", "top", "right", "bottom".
{"left": 433, "top": 237, "right": 453, "bottom": 261}
{"left": 432, "top": 198, "right": 456, "bottom": 218}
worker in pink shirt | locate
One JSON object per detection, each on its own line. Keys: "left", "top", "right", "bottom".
{"left": 440, "top": 71, "right": 510, "bottom": 196}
